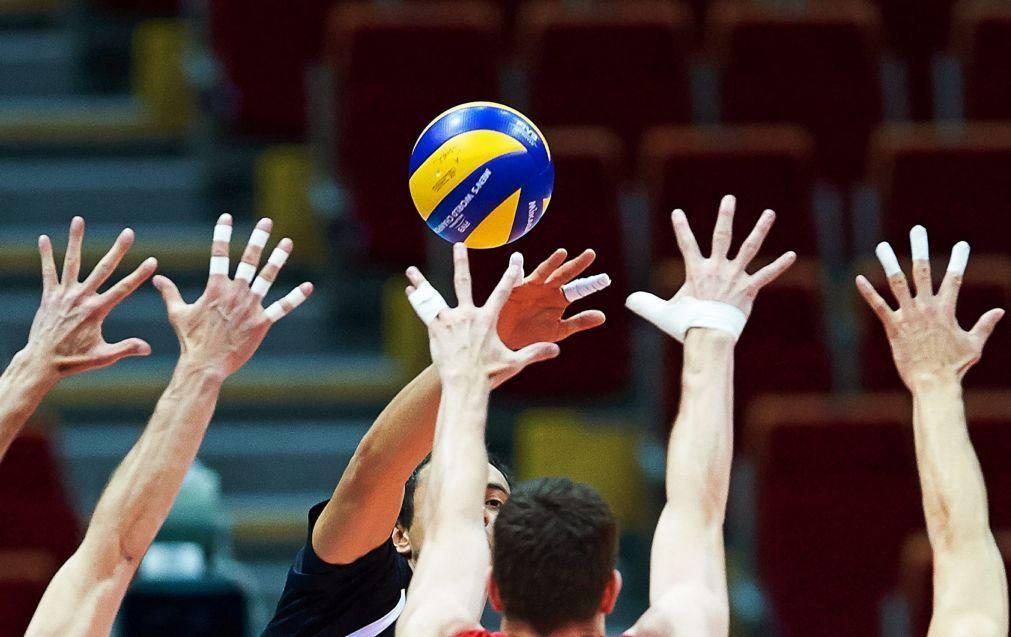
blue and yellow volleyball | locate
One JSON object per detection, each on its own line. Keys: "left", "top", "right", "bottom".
{"left": 409, "top": 102, "right": 553, "bottom": 249}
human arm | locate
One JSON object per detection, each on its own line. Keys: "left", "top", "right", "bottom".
{"left": 0, "top": 218, "right": 156, "bottom": 459}
{"left": 856, "top": 227, "right": 1007, "bottom": 637}
{"left": 396, "top": 245, "right": 558, "bottom": 637}
{"left": 626, "top": 196, "right": 795, "bottom": 636}
{"left": 312, "top": 249, "right": 607, "bottom": 565}
{"left": 26, "top": 215, "right": 314, "bottom": 637}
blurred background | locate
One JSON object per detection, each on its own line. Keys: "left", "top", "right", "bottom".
{"left": 1, "top": 0, "right": 1010, "bottom": 635}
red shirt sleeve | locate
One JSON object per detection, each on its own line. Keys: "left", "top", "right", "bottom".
{"left": 455, "top": 631, "right": 503, "bottom": 637}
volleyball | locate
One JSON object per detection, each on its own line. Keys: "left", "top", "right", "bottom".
{"left": 408, "top": 102, "right": 554, "bottom": 249}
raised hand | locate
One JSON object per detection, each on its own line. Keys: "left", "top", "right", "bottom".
{"left": 626, "top": 195, "right": 796, "bottom": 342}
{"left": 497, "top": 248, "right": 609, "bottom": 349}
{"left": 405, "top": 243, "right": 559, "bottom": 387}
{"left": 26, "top": 216, "right": 157, "bottom": 379}
{"left": 856, "top": 226, "right": 1004, "bottom": 389}
{"left": 152, "top": 214, "right": 314, "bottom": 379}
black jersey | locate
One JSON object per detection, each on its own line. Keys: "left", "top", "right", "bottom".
{"left": 262, "top": 501, "right": 412, "bottom": 637}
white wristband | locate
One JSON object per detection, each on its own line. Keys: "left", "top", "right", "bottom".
{"left": 562, "top": 273, "right": 611, "bottom": 302}
{"left": 408, "top": 282, "right": 450, "bottom": 326}
{"left": 626, "top": 293, "right": 747, "bottom": 342}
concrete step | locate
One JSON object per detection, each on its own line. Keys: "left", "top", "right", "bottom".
{"left": 59, "top": 421, "right": 369, "bottom": 515}
{"left": 0, "top": 157, "right": 206, "bottom": 222}
{"left": 0, "top": 31, "right": 77, "bottom": 96}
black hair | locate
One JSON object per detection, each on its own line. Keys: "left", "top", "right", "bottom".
{"left": 396, "top": 453, "right": 514, "bottom": 530}
{"left": 492, "top": 477, "right": 618, "bottom": 634}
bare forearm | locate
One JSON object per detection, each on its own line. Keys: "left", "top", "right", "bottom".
{"left": 667, "top": 330, "right": 735, "bottom": 520}
{"left": 87, "top": 358, "right": 224, "bottom": 562}
{"left": 911, "top": 378, "right": 992, "bottom": 551}
{"left": 426, "top": 380, "right": 491, "bottom": 525}
{"left": 0, "top": 348, "right": 58, "bottom": 459}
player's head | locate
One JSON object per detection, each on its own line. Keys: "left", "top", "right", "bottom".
{"left": 393, "top": 454, "right": 513, "bottom": 563}
{"left": 488, "top": 477, "right": 621, "bottom": 635}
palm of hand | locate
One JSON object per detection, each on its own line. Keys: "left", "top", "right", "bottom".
{"left": 888, "top": 305, "right": 982, "bottom": 385}
{"left": 497, "top": 282, "right": 568, "bottom": 348}
{"left": 677, "top": 260, "right": 757, "bottom": 317}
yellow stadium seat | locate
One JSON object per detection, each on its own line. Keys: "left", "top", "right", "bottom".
{"left": 382, "top": 277, "right": 430, "bottom": 381}
{"left": 254, "top": 145, "right": 328, "bottom": 266}
{"left": 515, "top": 409, "right": 646, "bottom": 530}
{"left": 132, "top": 19, "right": 194, "bottom": 132}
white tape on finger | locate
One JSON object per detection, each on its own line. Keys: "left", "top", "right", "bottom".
{"left": 209, "top": 256, "right": 230, "bottom": 276}
{"left": 562, "top": 273, "right": 612, "bottom": 302}
{"left": 265, "top": 288, "right": 308, "bottom": 323}
{"left": 213, "top": 224, "right": 232, "bottom": 243}
{"left": 248, "top": 228, "right": 270, "bottom": 248}
{"left": 235, "top": 262, "right": 257, "bottom": 282}
{"left": 910, "top": 225, "right": 929, "bottom": 261}
{"left": 626, "top": 293, "right": 746, "bottom": 342}
{"left": 947, "top": 241, "right": 970, "bottom": 275}
{"left": 408, "top": 282, "right": 450, "bottom": 326}
{"left": 268, "top": 248, "right": 290, "bottom": 268}
{"left": 251, "top": 276, "right": 272, "bottom": 297}
{"left": 875, "top": 242, "right": 902, "bottom": 277}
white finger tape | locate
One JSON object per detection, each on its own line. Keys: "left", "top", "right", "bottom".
{"left": 947, "top": 241, "right": 970, "bottom": 275}
{"left": 268, "top": 248, "right": 290, "bottom": 268}
{"left": 251, "top": 276, "right": 272, "bottom": 297}
{"left": 408, "top": 282, "right": 450, "bottom": 326}
{"left": 265, "top": 288, "right": 308, "bottom": 323}
{"left": 249, "top": 228, "right": 270, "bottom": 248}
{"left": 235, "top": 262, "right": 257, "bottom": 282}
{"left": 875, "top": 242, "right": 902, "bottom": 277}
{"left": 626, "top": 293, "right": 746, "bottom": 343}
{"left": 209, "top": 255, "right": 230, "bottom": 276}
{"left": 562, "top": 273, "right": 612, "bottom": 302}
{"left": 213, "top": 224, "right": 232, "bottom": 243}
{"left": 910, "top": 225, "right": 929, "bottom": 261}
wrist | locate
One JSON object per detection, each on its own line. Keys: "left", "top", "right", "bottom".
{"left": 7, "top": 347, "right": 61, "bottom": 389}
{"left": 174, "top": 355, "right": 228, "bottom": 389}
{"left": 908, "top": 372, "right": 962, "bottom": 396}
{"left": 685, "top": 328, "right": 737, "bottom": 348}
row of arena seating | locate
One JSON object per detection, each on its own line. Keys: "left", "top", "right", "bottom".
{"left": 7, "top": 391, "right": 1011, "bottom": 636}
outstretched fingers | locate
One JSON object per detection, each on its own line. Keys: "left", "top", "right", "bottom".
{"left": 511, "top": 341, "right": 560, "bottom": 369}
{"left": 405, "top": 265, "right": 450, "bottom": 326}
{"left": 208, "top": 213, "right": 233, "bottom": 283}
{"left": 909, "top": 225, "right": 934, "bottom": 297}
{"left": 452, "top": 243, "right": 474, "bottom": 306}
{"left": 544, "top": 249, "right": 596, "bottom": 287}
{"left": 82, "top": 228, "right": 135, "bottom": 294}
{"left": 558, "top": 309, "right": 606, "bottom": 340}
{"left": 98, "top": 257, "right": 158, "bottom": 312}
{"left": 38, "top": 235, "right": 58, "bottom": 291}
{"left": 486, "top": 253, "right": 524, "bottom": 316}
{"left": 235, "top": 218, "right": 273, "bottom": 284}
{"left": 856, "top": 275, "right": 895, "bottom": 331}
{"left": 939, "top": 241, "right": 970, "bottom": 310}
{"left": 671, "top": 209, "right": 702, "bottom": 263}
{"left": 876, "top": 242, "right": 913, "bottom": 308}
{"left": 62, "top": 216, "right": 85, "bottom": 283}
{"left": 749, "top": 251, "right": 797, "bottom": 291}
{"left": 264, "top": 282, "right": 314, "bottom": 323}
{"left": 528, "top": 248, "right": 568, "bottom": 284}
{"left": 969, "top": 308, "right": 1006, "bottom": 348}
{"left": 710, "top": 194, "right": 736, "bottom": 259}
{"left": 734, "top": 209, "right": 776, "bottom": 269}
{"left": 251, "top": 238, "right": 292, "bottom": 299}
{"left": 153, "top": 274, "right": 186, "bottom": 316}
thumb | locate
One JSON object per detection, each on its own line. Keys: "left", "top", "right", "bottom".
{"left": 103, "top": 337, "right": 153, "bottom": 360}
{"left": 61, "top": 338, "right": 151, "bottom": 375}
{"left": 153, "top": 274, "right": 184, "bottom": 314}
{"left": 969, "top": 308, "right": 1005, "bottom": 346}
{"left": 513, "top": 342, "right": 560, "bottom": 368}
{"left": 625, "top": 291, "right": 668, "bottom": 324}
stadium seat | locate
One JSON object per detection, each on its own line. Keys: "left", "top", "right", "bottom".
{"left": 467, "top": 127, "right": 631, "bottom": 397}
{"left": 869, "top": 123, "right": 1011, "bottom": 253}
{"left": 711, "top": 1, "right": 883, "bottom": 182}
{"left": 858, "top": 255, "right": 1011, "bottom": 390}
{"left": 210, "top": 0, "right": 335, "bottom": 137}
{"left": 520, "top": 1, "right": 691, "bottom": 156}
{"left": 747, "top": 391, "right": 1011, "bottom": 637}
{"left": 328, "top": 1, "right": 504, "bottom": 267}
{"left": 640, "top": 124, "right": 816, "bottom": 262}
{"left": 0, "top": 550, "right": 53, "bottom": 636}
{"left": 953, "top": 1, "right": 1011, "bottom": 121}
{"left": 92, "top": 0, "right": 178, "bottom": 13}
{"left": 658, "top": 259, "right": 832, "bottom": 429}
{"left": 900, "top": 530, "right": 1011, "bottom": 636}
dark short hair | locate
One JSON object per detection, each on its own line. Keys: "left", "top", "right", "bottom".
{"left": 396, "top": 453, "right": 514, "bottom": 530}
{"left": 492, "top": 477, "right": 617, "bottom": 634}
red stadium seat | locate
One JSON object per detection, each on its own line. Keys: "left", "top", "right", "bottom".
{"left": 711, "top": 1, "right": 883, "bottom": 182}
{"left": 328, "top": 2, "right": 504, "bottom": 267}
{"left": 640, "top": 124, "right": 816, "bottom": 262}
{"left": 858, "top": 255, "right": 1011, "bottom": 390}
{"left": 520, "top": 1, "right": 692, "bottom": 156}
{"left": 901, "top": 530, "right": 1011, "bottom": 636}
{"left": 467, "top": 127, "right": 631, "bottom": 397}
{"left": 870, "top": 123, "right": 1011, "bottom": 254}
{"left": 0, "top": 550, "right": 55, "bottom": 637}
{"left": 953, "top": 1, "right": 1011, "bottom": 121}
{"left": 658, "top": 259, "right": 832, "bottom": 431}
{"left": 0, "top": 427, "right": 66, "bottom": 496}
{"left": 210, "top": 0, "right": 335, "bottom": 137}
{"left": 748, "top": 391, "right": 1011, "bottom": 637}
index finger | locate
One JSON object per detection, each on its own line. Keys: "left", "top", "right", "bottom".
{"left": 485, "top": 252, "right": 524, "bottom": 315}
{"left": 452, "top": 242, "right": 473, "bottom": 306}
{"left": 62, "top": 216, "right": 85, "bottom": 283}
{"left": 671, "top": 209, "right": 702, "bottom": 263}
{"left": 38, "top": 235, "right": 58, "bottom": 291}
{"left": 710, "top": 194, "right": 736, "bottom": 259}
{"left": 82, "top": 227, "right": 135, "bottom": 294}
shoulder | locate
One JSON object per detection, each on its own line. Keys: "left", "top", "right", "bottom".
{"left": 627, "top": 586, "right": 728, "bottom": 637}
{"left": 931, "top": 613, "right": 1005, "bottom": 637}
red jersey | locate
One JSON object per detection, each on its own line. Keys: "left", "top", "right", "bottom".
{"left": 455, "top": 631, "right": 504, "bottom": 637}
